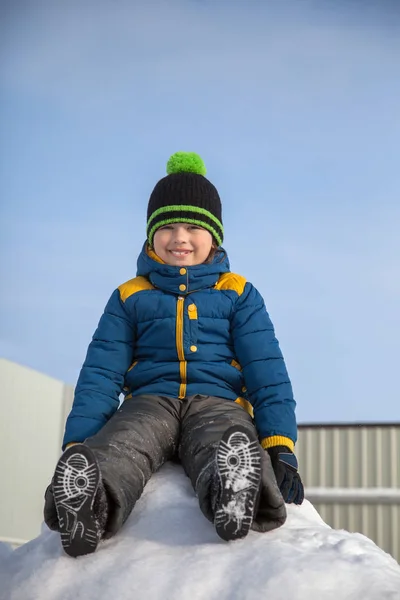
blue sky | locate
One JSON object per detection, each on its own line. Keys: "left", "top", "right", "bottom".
{"left": 1, "top": 0, "right": 399, "bottom": 424}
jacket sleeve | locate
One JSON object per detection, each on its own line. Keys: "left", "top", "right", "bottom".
{"left": 62, "top": 289, "right": 135, "bottom": 449}
{"left": 231, "top": 282, "right": 297, "bottom": 450}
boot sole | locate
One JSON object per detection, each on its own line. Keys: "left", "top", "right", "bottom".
{"left": 53, "top": 444, "right": 101, "bottom": 557}
{"left": 214, "top": 425, "right": 261, "bottom": 541}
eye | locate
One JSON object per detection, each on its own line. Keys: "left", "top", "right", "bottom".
{"left": 188, "top": 225, "right": 201, "bottom": 230}
{"left": 159, "top": 225, "right": 173, "bottom": 230}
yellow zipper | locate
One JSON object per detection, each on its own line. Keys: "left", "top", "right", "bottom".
{"left": 176, "top": 296, "right": 187, "bottom": 398}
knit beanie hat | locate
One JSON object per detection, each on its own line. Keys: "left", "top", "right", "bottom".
{"left": 146, "top": 152, "right": 223, "bottom": 247}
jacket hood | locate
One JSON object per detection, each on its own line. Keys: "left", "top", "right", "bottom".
{"left": 136, "top": 243, "right": 230, "bottom": 294}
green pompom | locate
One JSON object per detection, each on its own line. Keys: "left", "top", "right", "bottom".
{"left": 166, "top": 152, "right": 207, "bottom": 176}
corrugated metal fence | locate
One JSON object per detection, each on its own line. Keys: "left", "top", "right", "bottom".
{"left": 297, "top": 423, "right": 400, "bottom": 563}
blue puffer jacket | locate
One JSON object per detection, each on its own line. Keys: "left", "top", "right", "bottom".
{"left": 63, "top": 244, "right": 297, "bottom": 450}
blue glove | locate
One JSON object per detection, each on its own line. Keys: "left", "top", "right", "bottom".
{"left": 267, "top": 446, "right": 304, "bottom": 505}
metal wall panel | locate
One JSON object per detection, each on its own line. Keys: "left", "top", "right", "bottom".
{"left": 297, "top": 424, "right": 400, "bottom": 563}
{"left": 297, "top": 424, "right": 400, "bottom": 488}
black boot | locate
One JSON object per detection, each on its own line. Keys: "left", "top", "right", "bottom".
{"left": 214, "top": 425, "right": 262, "bottom": 542}
{"left": 52, "top": 444, "right": 107, "bottom": 557}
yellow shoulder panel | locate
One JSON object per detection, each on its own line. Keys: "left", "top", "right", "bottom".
{"left": 214, "top": 272, "right": 247, "bottom": 296}
{"left": 118, "top": 276, "right": 155, "bottom": 303}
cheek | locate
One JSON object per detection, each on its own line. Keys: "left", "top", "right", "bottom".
{"left": 201, "top": 237, "right": 213, "bottom": 254}
{"left": 153, "top": 232, "right": 168, "bottom": 250}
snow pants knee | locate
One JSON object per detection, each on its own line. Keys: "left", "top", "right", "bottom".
{"left": 84, "top": 394, "right": 286, "bottom": 538}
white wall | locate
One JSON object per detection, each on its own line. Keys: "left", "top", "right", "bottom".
{"left": 0, "top": 359, "right": 73, "bottom": 545}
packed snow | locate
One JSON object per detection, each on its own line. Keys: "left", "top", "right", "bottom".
{"left": 0, "top": 542, "right": 12, "bottom": 560}
{"left": 1, "top": 463, "right": 399, "bottom": 600}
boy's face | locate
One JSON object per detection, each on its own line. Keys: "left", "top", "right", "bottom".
{"left": 153, "top": 223, "right": 213, "bottom": 266}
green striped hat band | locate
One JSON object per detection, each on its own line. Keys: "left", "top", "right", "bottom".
{"left": 147, "top": 205, "right": 224, "bottom": 247}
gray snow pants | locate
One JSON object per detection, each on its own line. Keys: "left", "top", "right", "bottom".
{"left": 83, "top": 394, "right": 286, "bottom": 538}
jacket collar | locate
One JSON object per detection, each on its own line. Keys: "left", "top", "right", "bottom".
{"left": 136, "top": 243, "right": 230, "bottom": 295}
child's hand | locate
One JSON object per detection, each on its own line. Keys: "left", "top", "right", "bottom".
{"left": 267, "top": 446, "right": 304, "bottom": 505}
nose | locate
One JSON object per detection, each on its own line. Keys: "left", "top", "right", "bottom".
{"left": 172, "top": 226, "right": 189, "bottom": 244}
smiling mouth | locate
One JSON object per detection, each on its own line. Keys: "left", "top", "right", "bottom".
{"left": 169, "top": 250, "right": 192, "bottom": 256}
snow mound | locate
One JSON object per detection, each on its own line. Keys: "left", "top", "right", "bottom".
{"left": 0, "top": 543, "right": 13, "bottom": 560}
{"left": 1, "top": 463, "right": 400, "bottom": 600}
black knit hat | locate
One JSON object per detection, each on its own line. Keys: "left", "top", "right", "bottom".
{"left": 146, "top": 152, "right": 223, "bottom": 247}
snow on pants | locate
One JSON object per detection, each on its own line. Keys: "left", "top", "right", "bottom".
{"left": 84, "top": 394, "right": 287, "bottom": 538}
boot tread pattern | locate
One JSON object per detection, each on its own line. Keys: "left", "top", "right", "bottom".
{"left": 215, "top": 426, "right": 261, "bottom": 541}
{"left": 53, "top": 445, "right": 101, "bottom": 557}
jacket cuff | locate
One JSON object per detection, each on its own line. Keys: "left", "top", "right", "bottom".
{"left": 261, "top": 435, "right": 295, "bottom": 452}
